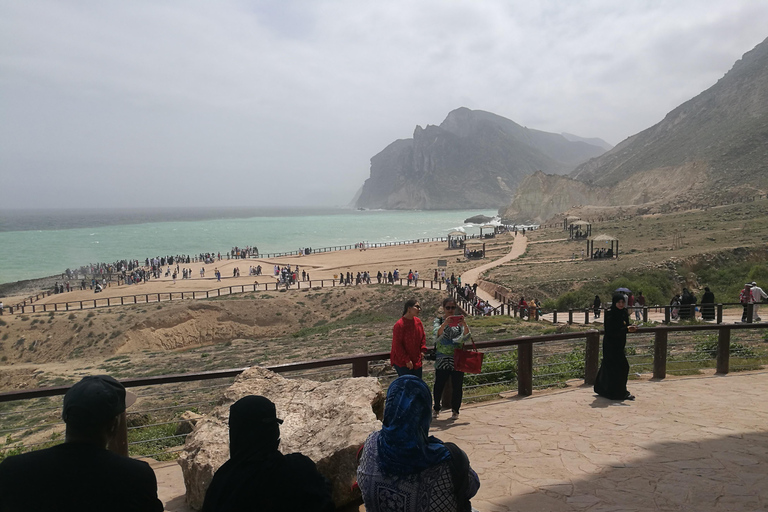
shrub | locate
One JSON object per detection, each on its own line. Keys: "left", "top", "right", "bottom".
{"left": 694, "top": 337, "right": 756, "bottom": 359}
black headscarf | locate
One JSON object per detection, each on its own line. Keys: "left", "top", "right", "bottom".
{"left": 610, "top": 292, "right": 625, "bottom": 310}
{"left": 202, "top": 396, "right": 334, "bottom": 512}
{"left": 228, "top": 395, "right": 282, "bottom": 459}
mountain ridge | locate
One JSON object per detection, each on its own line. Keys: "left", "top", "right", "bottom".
{"left": 355, "top": 108, "right": 609, "bottom": 210}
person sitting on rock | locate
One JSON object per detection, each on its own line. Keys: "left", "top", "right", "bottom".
{"left": 202, "top": 395, "right": 334, "bottom": 512}
{"left": 356, "top": 375, "right": 480, "bottom": 512}
{"left": 0, "top": 375, "right": 163, "bottom": 512}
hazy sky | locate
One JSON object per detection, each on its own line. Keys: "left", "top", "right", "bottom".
{"left": 1, "top": 1, "right": 766, "bottom": 209}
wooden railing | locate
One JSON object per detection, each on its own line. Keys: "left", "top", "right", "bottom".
{"left": 1, "top": 322, "right": 765, "bottom": 456}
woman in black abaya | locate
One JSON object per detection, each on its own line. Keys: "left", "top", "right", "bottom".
{"left": 701, "top": 287, "right": 716, "bottom": 321}
{"left": 594, "top": 292, "right": 637, "bottom": 400}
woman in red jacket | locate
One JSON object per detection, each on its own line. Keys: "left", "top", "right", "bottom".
{"left": 390, "top": 299, "right": 427, "bottom": 378}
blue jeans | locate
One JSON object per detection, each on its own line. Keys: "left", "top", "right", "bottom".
{"left": 394, "top": 365, "right": 423, "bottom": 379}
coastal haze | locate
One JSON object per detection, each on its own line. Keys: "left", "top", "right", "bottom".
{"left": 2, "top": 1, "right": 768, "bottom": 209}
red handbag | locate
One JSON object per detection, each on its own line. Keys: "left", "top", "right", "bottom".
{"left": 453, "top": 338, "right": 484, "bottom": 374}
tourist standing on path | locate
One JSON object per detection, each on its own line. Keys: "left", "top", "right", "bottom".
{"left": 356, "top": 376, "right": 480, "bottom": 512}
{"left": 740, "top": 284, "right": 753, "bottom": 322}
{"left": 635, "top": 291, "right": 645, "bottom": 321}
{"left": 593, "top": 295, "right": 601, "bottom": 319}
{"left": 390, "top": 299, "right": 427, "bottom": 378}
{"left": 680, "top": 288, "right": 696, "bottom": 320}
{"left": 750, "top": 282, "right": 767, "bottom": 321}
{"left": 701, "top": 287, "right": 716, "bottom": 321}
{"left": 594, "top": 292, "right": 637, "bottom": 401}
{"left": 432, "top": 297, "right": 471, "bottom": 420}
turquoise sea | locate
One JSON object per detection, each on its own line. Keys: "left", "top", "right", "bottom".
{"left": 0, "top": 208, "right": 499, "bottom": 284}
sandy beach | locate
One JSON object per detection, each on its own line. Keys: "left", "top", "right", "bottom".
{"left": 2, "top": 235, "right": 520, "bottom": 308}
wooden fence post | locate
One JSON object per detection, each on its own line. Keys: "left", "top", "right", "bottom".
{"left": 517, "top": 342, "right": 533, "bottom": 396}
{"left": 716, "top": 304, "right": 722, "bottom": 324}
{"left": 568, "top": 309, "right": 573, "bottom": 325}
{"left": 716, "top": 327, "right": 730, "bottom": 374}
{"left": 643, "top": 307, "right": 648, "bottom": 323}
{"left": 352, "top": 360, "right": 368, "bottom": 377}
{"left": 584, "top": 309, "right": 589, "bottom": 325}
{"left": 552, "top": 310, "right": 557, "bottom": 323}
{"left": 653, "top": 330, "right": 668, "bottom": 379}
{"left": 584, "top": 331, "right": 600, "bottom": 385}
{"left": 664, "top": 306, "right": 671, "bottom": 324}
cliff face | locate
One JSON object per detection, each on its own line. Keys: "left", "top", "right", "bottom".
{"left": 499, "top": 163, "right": 710, "bottom": 224}
{"left": 355, "top": 108, "right": 608, "bottom": 210}
{"left": 571, "top": 36, "right": 768, "bottom": 189}
{"left": 502, "top": 36, "right": 768, "bottom": 223}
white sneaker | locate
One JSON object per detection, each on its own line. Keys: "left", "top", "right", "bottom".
{"left": 450, "top": 411, "right": 459, "bottom": 420}
{"left": 431, "top": 409, "right": 439, "bottom": 419}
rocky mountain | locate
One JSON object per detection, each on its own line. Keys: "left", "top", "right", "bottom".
{"left": 501, "top": 36, "right": 768, "bottom": 223}
{"left": 355, "top": 108, "right": 609, "bottom": 210}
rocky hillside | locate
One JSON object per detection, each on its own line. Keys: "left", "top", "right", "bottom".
{"left": 355, "top": 108, "right": 609, "bottom": 209}
{"left": 501, "top": 36, "right": 768, "bottom": 223}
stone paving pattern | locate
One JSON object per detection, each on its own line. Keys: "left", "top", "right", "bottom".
{"left": 155, "top": 370, "right": 768, "bottom": 511}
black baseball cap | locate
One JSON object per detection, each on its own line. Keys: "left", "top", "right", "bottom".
{"left": 62, "top": 375, "right": 136, "bottom": 424}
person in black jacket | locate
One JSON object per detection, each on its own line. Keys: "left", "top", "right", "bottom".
{"left": 701, "top": 287, "right": 716, "bottom": 321}
{"left": 202, "top": 395, "right": 334, "bottom": 512}
{"left": 679, "top": 287, "right": 697, "bottom": 320}
{"left": 0, "top": 375, "right": 163, "bottom": 512}
{"left": 594, "top": 293, "right": 638, "bottom": 401}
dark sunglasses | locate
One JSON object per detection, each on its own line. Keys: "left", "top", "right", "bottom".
{"left": 412, "top": 304, "right": 422, "bottom": 309}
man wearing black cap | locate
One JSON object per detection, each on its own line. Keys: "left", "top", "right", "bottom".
{"left": 0, "top": 375, "right": 163, "bottom": 512}
{"left": 202, "top": 395, "right": 334, "bottom": 512}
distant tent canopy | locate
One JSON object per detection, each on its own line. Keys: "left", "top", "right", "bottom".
{"left": 479, "top": 224, "right": 496, "bottom": 238}
{"left": 447, "top": 230, "right": 466, "bottom": 249}
{"left": 464, "top": 239, "right": 485, "bottom": 259}
{"left": 587, "top": 233, "right": 619, "bottom": 259}
{"left": 569, "top": 220, "right": 592, "bottom": 239}
{"left": 563, "top": 216, "right": 581, "bottom": 230}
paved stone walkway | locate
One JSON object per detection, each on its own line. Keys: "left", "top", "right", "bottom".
{"left": 435, "top": 370, "right": 768, "bottom": 512}
{"left": 461, "top": 233, "right": 528, "bottom": 309}
{"left": 154, "top": 370, "right": 768, "bottom": 511}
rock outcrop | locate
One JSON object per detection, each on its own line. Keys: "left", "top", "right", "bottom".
{"left": 355, "top": 107, "right": 609, "bottom": 210}
{"left": 177, "top": 367, "right": 384, "bottom": 510}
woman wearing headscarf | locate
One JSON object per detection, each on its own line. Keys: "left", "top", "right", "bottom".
{"left": 701, "top": 287, "right": 716, "bottom": 321}
{"left": 356, "top": 376, "right": 480, "bottom": 512}
{"left": 593, "top": 295, "right": 602, "bottom": 319}
{"left": 391, "top": 299, "right": 427, "bottom": 378}
{"left": 679, "top": 287, "right": 696, "bottom": 320}
{"left": 594, "top": 292, "right": 637, "bottom": 401}
{"left": 202, "top": 396, "right": 334, "bottom": 512}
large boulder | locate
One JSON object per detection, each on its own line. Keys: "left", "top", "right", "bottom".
{"left": 177, "top": 366, "right": 384, "bottom": 510}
